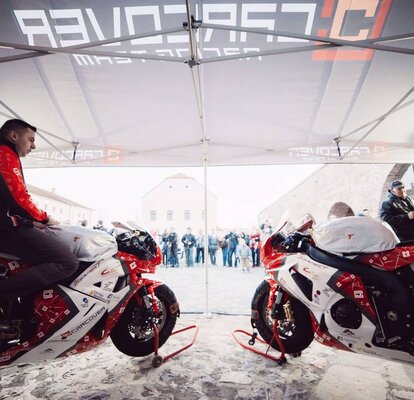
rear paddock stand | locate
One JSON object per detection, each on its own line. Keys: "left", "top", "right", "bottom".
{"left": 151, "top": 323, "right": 199, "bottom": 368}
{"left": 233, "top": 320, "right": 296, "bottom": 366}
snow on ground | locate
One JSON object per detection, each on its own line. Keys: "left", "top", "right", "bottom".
{"left": 1, "top": 265, "right": 414, "bottom": 399}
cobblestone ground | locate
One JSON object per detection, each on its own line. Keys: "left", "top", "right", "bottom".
{"left": 1, "top": 265, "right": 414, "bottom": 399}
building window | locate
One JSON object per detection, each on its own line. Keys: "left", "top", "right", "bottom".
{"left": 184, "top": 210, "right": 191, "bottom": 220}
{"left": 167, "top": 210, "right": 173, "bottom": 221}
{"left": 201, "top": 209, "right": 205, "bottom": 220}
{"left": 150, "top": 210, "right": 157, "bottom": 221}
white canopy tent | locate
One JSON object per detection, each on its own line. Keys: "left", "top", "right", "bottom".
{"left": 0, "top": 0, "right": 413, "bottom": 167}
{"left": 1, "top": 0, "right": 413, "bottom": 313}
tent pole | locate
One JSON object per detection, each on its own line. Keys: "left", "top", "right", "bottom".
{"left": 184, "top": 0, "right": 210, "bottom": 316}
{"left": 203, "top": 144, "right": 210, "bottom": 317}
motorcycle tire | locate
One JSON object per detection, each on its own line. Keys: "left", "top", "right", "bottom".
{"left": 251, "top": 280, "right": 314, "bottom": 354}
{"left": 110, "top": 284, "right": 178, "bottom": 357}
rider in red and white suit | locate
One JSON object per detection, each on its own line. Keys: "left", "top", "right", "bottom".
{"left": 0, "top": 119, "right": 78, "bottom": 333}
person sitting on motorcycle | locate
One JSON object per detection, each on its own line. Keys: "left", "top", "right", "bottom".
{"left": 0, "top": 119, "right": 79, "bottom": 336}
{"left": 380, "top": 180, "right": 414, "bottom": 242}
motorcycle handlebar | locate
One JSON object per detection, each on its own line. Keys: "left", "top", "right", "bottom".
{"left": 281, "top": 232, "right": 311, "bottom": 253}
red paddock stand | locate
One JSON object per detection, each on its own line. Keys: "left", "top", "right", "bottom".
{"left": 151, "top": 323, "right": 200, "bottom": 368}
{"left": 232, "top": 320, "right": 290, "bottom": 366}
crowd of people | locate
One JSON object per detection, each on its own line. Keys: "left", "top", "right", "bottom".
{"left": 151, "top": 221, "right": 274, "bottom": 272}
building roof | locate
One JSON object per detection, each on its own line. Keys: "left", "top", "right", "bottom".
{"left": 142, "top": 173, "right": 217, "bottom": 199}
{"left": 27, "top": 184, "right": 94, "bottom": 210}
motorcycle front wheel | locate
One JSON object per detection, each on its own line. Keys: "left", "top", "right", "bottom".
{"left": 251, "top": 280, "right": 314, "bottom": 354}
{"left": 110, "top": 284, "right": 178, "bottom": 357}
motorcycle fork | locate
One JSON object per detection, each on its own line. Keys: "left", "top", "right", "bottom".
{"left": 136, "top": 285, "right": 159, "bottom": 319}
{"left": 271, "top": 286, "right": 289, "bottom": 321}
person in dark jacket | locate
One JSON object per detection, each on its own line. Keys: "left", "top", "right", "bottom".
{"left": 167, "top": 227, "right": 179, "bottom": 267}
{"left": 0, "top": 119, "right": 79, "bottom": 336}
{"left": 380, "top": 180, "right": 414, "bottom": 241}
{"left": 181, "top": 227, "right": 196, "bottom": 267}
{"left": 225, "top": 231, "right": 239, "bottom": 267}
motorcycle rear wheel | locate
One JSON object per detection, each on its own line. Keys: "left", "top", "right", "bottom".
{"left": 251, "top": 280, "right": 314, "bottom": 354}
{"left": 110, "top": 284, "right": 178, "bottom": 357}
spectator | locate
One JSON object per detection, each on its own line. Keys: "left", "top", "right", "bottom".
{"left": 195, "top": 230, "right": 205, "bottom": 264}
{"left": 167, "top": 227, "right": 179, "bottom": 267}
{"left": 237, "top": 238, "right": 252, "bottom": 273}
{"left": 250, "top": 228, "right": 261, "bottom": 267}
{"left": 161, "top": 228, "right": 169, "bottom": 266}
{"left": 93, "top": 220, "right": 107, "bottom": 231}
{"left": 260, "top": 219, "right": 273, "bottom": 243}
{"left": 380, "top": 180, "right": 414, "bottom": 241}
{"left": 208, "top": 229, "right": 219, "bottom": 266}
{"left": 225, "top": 231, "right": 239, "bottom": 267}
{"left": 181, "top": 227, "right": 196, "bottom": 267}
{"left": 218, "top": 236, "right": 229, "bottom": 266}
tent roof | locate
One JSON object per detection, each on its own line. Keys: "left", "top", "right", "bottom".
{"left": 0, "top": 0, "right": 413, "bottom": 167}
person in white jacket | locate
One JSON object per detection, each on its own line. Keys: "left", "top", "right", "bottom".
{"left": 237, "top": 238, "right": 252, "bottom": 273}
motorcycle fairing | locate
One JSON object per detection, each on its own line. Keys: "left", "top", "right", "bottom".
{"left": 274, "top": 253, "right": 414, "bottom": 364}
{"left": 1, "top": 285, "right": 107, "bottom": 365}
{"left": 356, "top": 245, "right": 414, "bottom": 271}
{"left": 274, "top": 254, "right": 377, "bottom": 351}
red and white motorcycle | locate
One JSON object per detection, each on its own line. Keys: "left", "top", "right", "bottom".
{"left": 0, "top": 222, "right": 179, "bottom": 367}
{"left": 251, "top": 214, "right": 414, "bottom": 364}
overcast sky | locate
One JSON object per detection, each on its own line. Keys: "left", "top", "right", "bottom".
{"left": 24, "top": 164, "right": 322, "bottom": 229}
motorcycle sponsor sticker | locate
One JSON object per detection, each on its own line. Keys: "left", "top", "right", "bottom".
{"left": 88, "top": 289, "right": 111, "bottom": 303}
{"left": 0, "top": 355, "right": 11, "bottom": 362}
{"left": 322, "top": 287, "right": 334, "bottom": 297}
{"left": 37, "top": 332, "right": 44, "bottom": 338}
{"left": 60, "top": 306, "right": 105, "bottom": 339}
{"left": 130, "top": 261, "right": 137, "bottom": 270}
{"left": 313, "top": 294, "right": 320, "bottom": 304}
{"left": 101, "top": 267, "right": 119, "bottom": 276}
{"left": 43, "top": 289, "right": 53, "bottom": 299}
{"left": 22, "top": 341, "right": 29, "bottom": 348}
{"left": 402, "top": 251, "right": 411, "bottom": 258}
{"left": 354, "top": 290, "right": 364, "bottom": 299}
{"left": 103, "top": 281, "right": 115, "bottom": 291}
{"left": 64, "top": 309, "right": 70, "bottom": 315}
{"left": 81, "top": 297, "right": 89, "bottom": 308}
{"left": 8, "top": 261, "right": 19, "bottom": 270}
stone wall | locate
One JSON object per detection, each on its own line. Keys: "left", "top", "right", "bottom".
{"left": 259, "top": 164, "right": 411, "bottom": 226}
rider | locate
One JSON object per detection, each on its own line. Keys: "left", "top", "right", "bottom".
{"left": 0, "top": 119, "right": 79, "bottom": 335}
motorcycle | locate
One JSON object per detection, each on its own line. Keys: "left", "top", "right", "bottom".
{"left": 251, "top": 213, "right": 414, "bottom": 364}
{"left": 0, "top": 222, "right": 180, "bottom": 367}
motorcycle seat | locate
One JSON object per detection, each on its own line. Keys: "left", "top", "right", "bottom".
{"left": 306, "top": 244, "right": 373, "bottom": 276}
